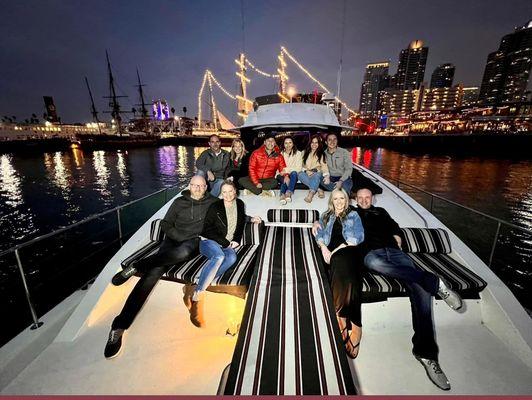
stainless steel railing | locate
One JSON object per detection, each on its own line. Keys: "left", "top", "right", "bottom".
{"left": 0, "top": 184, "right": 183, "bottom": 333}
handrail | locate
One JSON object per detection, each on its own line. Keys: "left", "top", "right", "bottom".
{"left": 352, "top": 164, "right": 429, "bottom": 227}
{"left": 0, "top": 186, "right": 174, "bottom": 258}
{"left": 380, "top": 174, "right": 531, "bottom": 234}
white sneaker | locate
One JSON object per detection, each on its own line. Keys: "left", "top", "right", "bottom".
{"left": 414, "top": 354, "right": 451, "bottom": 391}
{"left": 242, "top": 189, "right": 250, "bottom": 196}
{"left": 437, "top": 278, "right": 463, "bottom": 310}
{"left": 261, "top": 189, "right": 275, "bottom": 197}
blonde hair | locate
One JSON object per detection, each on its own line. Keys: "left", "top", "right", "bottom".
{"left": 322, "top": 188, "right": 350, "bottom": 225}
{"left": 230, "top": 138, "right": 247, "bottom": 160}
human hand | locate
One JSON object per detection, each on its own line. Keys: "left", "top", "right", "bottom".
{"left": 311, "top": 221, "right": 321, "bottom": 236}
{"left": 284, "top": 175, "right": 290, "bottom": 185}
{"left": 256, "top": 183, "right": 263, "bottom": 189}
{"left": 321, "top": 246, "right": 332, "bottom": 264}
{"left": 229, "top": 241, "right": 239, "bottom": 249}
{"left": 207, "top": 171, "right": 215, "bottom": 181}
{"left": 251, "top": 216, "right": 262, "bottom": 224}
{"left": 323, "top": 175, "right": 330, "bottom": 185}
{"left": 306, "top": 170, "right": 314, "bottom": 176}
{"left": 334, "top": 180, "right": 343, "bottom": 190}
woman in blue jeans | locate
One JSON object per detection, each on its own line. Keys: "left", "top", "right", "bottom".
{"left": 298, "top": 134, "right": 329, "bottom": 203}
{"left": 183, "top": 180, "right": 262, "bottom": 327}
{"left": 277, "top": 136, "right": 302, "bottom": 205}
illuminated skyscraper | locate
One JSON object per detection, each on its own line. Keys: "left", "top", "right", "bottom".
{"left": 430, "top": 63, "right": 455, "bottom": 88}
{"left": 394, "top": 40, "right": 429, "bottom": 90}
{"left": 479, "top": 21, "right": 532, "bottom": 105}
{"left": 359, "top": 62, "right": 390, "bottom": 115}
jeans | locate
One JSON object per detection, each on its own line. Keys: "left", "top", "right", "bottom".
{"left": 113, "top": 238, "right": 199, "bottom": 330}
{"left": 195, "top": 170, "right": 223, "bottom": 197}
{"left": 364, "top": 247, "right": 440, "bottom": 360}
{"left": 198, "top": 239, "right": 237, "bottom": 292}
{"left": 277, "top": 171, "right": 298, "bottom": 194}
{"left": 298, "top": 171, "right": 323, "bottom": 192}
{"left": 321, "top": 175, "right": 353, "bottom": 194}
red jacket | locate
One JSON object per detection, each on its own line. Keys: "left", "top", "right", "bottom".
{"left": 248, "top": 145, "right": 287, "bottom": 185}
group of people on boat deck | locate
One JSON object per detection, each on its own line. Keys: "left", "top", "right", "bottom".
{"left": 195, "top": 132, "right": 353, "bottom": 203}
{"left": 105, "top": 132, "right": 464, "bottom": 391}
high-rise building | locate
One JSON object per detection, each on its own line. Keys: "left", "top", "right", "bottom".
{"left": 359, "top": 62, "right": 390, "bottom": 115}
{"left": 394, "top": 40, "right": 429, "bottom": 90}
{"left": 479, "top": 21, "right": 532, "bottom": 105}
{"left": 420, "top": 85, "right": 463, "bottom": 111}
{"left": 379, "top": 88, "right": 423, "bottom": 116}
{"left": 430, "top": 63, "right": 455, "bottom": 88}
{"left": 462, "top": 87, "right": 480, "bottom": 107}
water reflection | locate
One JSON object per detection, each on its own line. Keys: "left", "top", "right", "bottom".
{"left": 0, "top": 154, "right": 23, "bottom": 208}
{"left": 92, "top": 151, "right": 111, "bottom": 198}
{"left": 117, "top": 151, "right": 129, "bottom": 196}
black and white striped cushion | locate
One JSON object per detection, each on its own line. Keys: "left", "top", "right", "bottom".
{"left": 224, "top": 226, "right": 356, "bottom": 395}
{"left": 267, "top": 209, "right": 320, "bottom": 224}
{"left": 360, "top": 252, "right": 487, "bottom": 301}
{"left": 401, "top": 227, "right": 452, "bottom": 254}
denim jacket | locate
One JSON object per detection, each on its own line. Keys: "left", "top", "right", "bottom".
{"left": 315, "top": 210, "right": 364, "bottom": 247}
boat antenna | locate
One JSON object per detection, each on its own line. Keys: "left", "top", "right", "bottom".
{"left": 85, "top": 76, "right": 102, "bottom": 135}
{"left": 135, "top": 68, "right": 149, "bottom": 119}
{"left": 335, "top": 0, "right": 347, "bottom": 120}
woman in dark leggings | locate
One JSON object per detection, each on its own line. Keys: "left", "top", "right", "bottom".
{"left": 314, "top": 188, "right": 365, "bottom": 358}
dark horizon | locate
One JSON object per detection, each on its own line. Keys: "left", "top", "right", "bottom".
{"left": 1, "top": 0, "right": 531, "bottom": 124}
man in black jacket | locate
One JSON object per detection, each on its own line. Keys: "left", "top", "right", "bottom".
{"left": 354, "top": 188, "right": 462, "bottom": 390}
{"left": 195, "top": 134, "right": 230, "bottom": 197}
{"left": 104, "top": 175, "right": 216, "bottom": 359}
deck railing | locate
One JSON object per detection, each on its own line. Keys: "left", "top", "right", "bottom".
{"left": 0, "top": 183, "right": 183, "bottom": 347}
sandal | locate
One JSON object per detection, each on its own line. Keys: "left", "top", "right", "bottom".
{"left": 304, "top": 191, "right": 315, "bottom": 203}
{"left": 317, "top": 189, "right": 325, "bottom": 198}
{"left": 345, "top": 325, "right": 362, "bottom": 359}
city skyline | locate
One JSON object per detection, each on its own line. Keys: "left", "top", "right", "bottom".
{"left": 1, "top": 0, "right": 531, "bottom": 123}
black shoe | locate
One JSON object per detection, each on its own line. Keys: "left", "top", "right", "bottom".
{"left": 104, "top": 328, "right": 125, "bottom": 359}
{"left": 112, "top": 265, "right": 137, "bottom": 286}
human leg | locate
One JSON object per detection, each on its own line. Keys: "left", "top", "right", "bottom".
{"left": 197, "top": 239, "right": 226, "bottom": 292}
{"left": 214, "top": 247, "right": 238, "bottom": 279}
{"left": 209, "top": 178, "right": 224, "bottom": 197}
{"left": 238, "top": 176, "right": 261, "bottom": 195}
{"left": 277, "top": 174, "right": 288, "bottom": 194}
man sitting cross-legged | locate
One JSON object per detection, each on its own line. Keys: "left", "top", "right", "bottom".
{"left": 354, "top": 187, "right": 462, "bottom": 391}
{"left": 104, "top": 175, "right": 216, "bottom": 359}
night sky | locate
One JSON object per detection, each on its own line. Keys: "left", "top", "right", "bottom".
{"left": 1, "top": 0, "right": 531, "bottom": 124}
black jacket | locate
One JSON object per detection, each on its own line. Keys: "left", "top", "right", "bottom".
{"left": 202, "top": 198, "right": 247, "bottom": 247}
{"left": 226, "top": 153, "right": 250, "bottom": 182}
{"left": 353, "top": 205, "right": 402, "bottom": 255}
{"left": 160, "top": 190, "right": 217, "bottom": 243}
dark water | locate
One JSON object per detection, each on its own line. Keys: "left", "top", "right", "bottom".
{"left": 1, "top": 145, "right": 531, "bottom": 310}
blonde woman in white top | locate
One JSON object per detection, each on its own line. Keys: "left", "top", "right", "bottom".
{"left": 278, "top": 136, "right": 303, "bottom": 205}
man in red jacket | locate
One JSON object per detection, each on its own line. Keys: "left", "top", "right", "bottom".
{"left": 239, "top": 133, "right": 287, "bottom": 196}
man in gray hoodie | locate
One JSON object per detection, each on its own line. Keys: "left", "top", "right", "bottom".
{"left": 104, "top": 175, "right": 216, "bottom": 359}
{"left": 321, "top": 132, "right": 353, "bottom": 194}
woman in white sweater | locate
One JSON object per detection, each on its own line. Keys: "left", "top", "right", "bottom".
{"left": 278, "top": 136, "right": 303, "bottom": 205}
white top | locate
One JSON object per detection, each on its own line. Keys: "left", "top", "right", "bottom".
{"left": 281, "top": 150, "right": 303, "bottom": 174}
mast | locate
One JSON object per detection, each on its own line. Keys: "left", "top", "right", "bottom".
{"left": 136, "top": 68, "right": 149, "bottom": 119}
{"left": 85, "top": 77, "right": 102, "bottom": 134}
{"left": 103, "top": 50, "right": 127, "bottom": 135}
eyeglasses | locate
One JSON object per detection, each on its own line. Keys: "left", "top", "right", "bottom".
{"left": 190, "top": 184, "right": 207, "bottom": 189}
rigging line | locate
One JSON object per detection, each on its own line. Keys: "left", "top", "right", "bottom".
{"left": 245, "top": 58, "right": 280, "bottom": 78}
{"left": 209, "top": 71, "right": 236, "bottom": 99}
{"left": 336, "top": 0, "right": 347, "bottom": 100}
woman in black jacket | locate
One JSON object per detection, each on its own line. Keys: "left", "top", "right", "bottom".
{"left": 183, "top": 180, "right": 261, "bottom": 327}
{"left": 226, "top": 138, "right": 250, "bottom": 188}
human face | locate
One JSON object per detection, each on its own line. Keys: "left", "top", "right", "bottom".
{"left": 233, "top": 141, "right": 243, "bottom": 155}
{"left": 209, "top": 136, "right": 221, "bottom": 152}
{"left": 284, "top": 138, "right": 293, "bottom": 152}
{"left": 326, "top": 134, "right": 338, "bottom": 151}
{"left": 356, "top": 188, "right": 373, "bottom": 210}
{"left": 189, "top": 176, "right": 207, "bottom": 199}
{"left": 221, "top": 184, "right": 237, "bottom": 203}
{"left": 310, "top": 138, "right": 319, "bottom": 152}
{"left": 332, "top": 192, "right": 347, "bottom": 213}
{"left": 264, "top": 137, "right": 276, "bottom": 152}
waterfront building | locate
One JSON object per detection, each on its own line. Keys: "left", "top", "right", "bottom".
{"left": 0, "top": 122, "right": 102, "bottom": 141}
{"left": 393, "top": 40, "right": 429, "bottom": 90}
{"left": 430, "top": 63, "right": 455, "bottom": 88}
{"left": 420, "top": 85, "right": 464, "bottom": 111}
{"left": 462, "top": 87, "right": 480, "bottom": 107}
{"left": 379, "top": 88, "right": 422, "bottom": 116}
{"left": 479, "top": 20, "right": 532, "bottom": 105}
{"left": 359, "top": 62, "right": 390, "bottom": 116}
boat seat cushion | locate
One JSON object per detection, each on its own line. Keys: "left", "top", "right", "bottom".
{"left": 361, "top": 249, "right": 487, "bottom": 302}
{"left": 267, "top": 208, "right": 320, "bottom": 224}
{"left": 121, "top": 219, "right": 264, "bottom": 298}
{"left": 400, "top": 227, "right": 452, "bottom": 254}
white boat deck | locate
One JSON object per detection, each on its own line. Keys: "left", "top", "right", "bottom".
{"left": 1, "top": 174, "right": 531, "bottom": 395}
